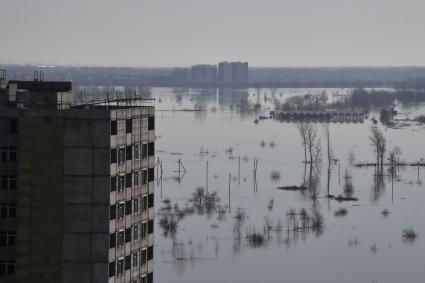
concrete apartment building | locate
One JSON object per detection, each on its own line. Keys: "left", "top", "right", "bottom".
{"left": 191, "top": 64, "right": 217, "bottom": 84}
{"left": 218, "top": 62, "right": 248, "bottom": 84}
{"left": 0, "top": 71, "right": 155, "bottom": 283}
{"left": 172, "top": 68, "right": 192, "bottom": 83}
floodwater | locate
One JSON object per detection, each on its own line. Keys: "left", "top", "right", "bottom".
{"left": 138, "top": 88, "right": 425, "bottom": 283}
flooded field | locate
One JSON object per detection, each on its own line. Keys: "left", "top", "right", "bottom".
{"left": 150, "top": 87, "right": 425, "bottom": 283}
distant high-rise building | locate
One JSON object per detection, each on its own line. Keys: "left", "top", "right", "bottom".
{"left": 191, "top": 65, "right": 217, "bottom": 84}
{"left": 218, "top": 62, "right": 248, "bottom": 84}
{"left": 218, "top": 62, "right": 233, "bottom": 83}
{"left": 0, "top": 73, "right": 155, "bottom": 283}
{"left": 172, "top": 68, "right": 191, "bottom": 83}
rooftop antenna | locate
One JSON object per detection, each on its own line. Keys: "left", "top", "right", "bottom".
{"left": 33, "top": 69, "right": 44, "bottom": 82}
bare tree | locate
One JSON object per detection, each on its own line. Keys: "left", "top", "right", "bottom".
{"left": 323, "top": 124, "right": 333, "bottom": 168}
{"left": 296, "top": 123, "right": 308, "bottom": 164}
{"left": 369, "top": 126, "right": 386, "bottom": 174}
{"left": 306, "top": 124, "right": 318, "bottom": 170}
{"left": 306, "top": 124, "right": 321, "bottom": 195}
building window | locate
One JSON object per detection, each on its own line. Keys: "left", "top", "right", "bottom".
{"left": 110, "top": 205, "right": 116, "bottom": 220}
{"left": 132, "top": 252, "right": 138, "bottom": 268}
{"left": 118, "top": 148, "right": 125, "bottom": 164}
{"left": 148, "top": 193, "right": 154, "bottom": 208}
{"left": 133, "top": 198, "right": 139, "bottom": 214}
{"left": 8, "top": 204, "right": 16, "bottom": 218}
{"left": 110, "top": 232, "right": 116, "bottom": 248}
{"left": 141, "top": 249, "right": 147, "bottom": 266}
{"left": 0, "top": 260, "right": 15, "bottom": 276}
{"left": 126, "top": 173, "right": 132, "bottom": 188}
{"left": 10, "top": 119, "right": 17, "bottom": 134}
{"left": 141, "top": 195, "right": 148, "bottom": 212}
{"left": 126, "top": 146, "right": 132, "bottom": 161}
{"left": 125, "top": 228, "right": 132, "bottom": 243}
{"left": 126, "top": 119, "right": 132, "bottom": 133}
{"left": 141, "top": 170, "right": 148, "bottom": 186}
{"left": 1, "top": 147, "right": 6, "bottom": 162}
{"left": 9, "top": 175, "right": 16, "bottom": 190}
{"left": 0, "top": 175, "right": 7, "bottom": 190}
{"left": 111, "top": 148, "right": 117, "bottom": 164}
{"left": 0, "top": 231, "right": 6, "bottom": 246}
{"left": 148, "top": 142, "right": 154, "bottom": 157}
{"left": 148, "top": 168, "right": 154, "bottom": 182}
{"left": 0, "top": 204, "right": 6, "bottom": 219}
{"left": 117, "top": 258, "right": 124, "bottom": 276}
{"left": 133, "top": 225, "right": 139, "bottom": 241}
{"left": 0, "top": 175, "right": 16, "bottom": 191}
{"left": 141, "top": 222, "right": 147, "bottom": 240}
{"left": 125, "top": 255, "right": 131, "bottom": 271}
{"left": 141, "top": 143, "right": 148, "bottom": 159}
{"left": 133, "top": 171, "right": 139, "bottom": 187}
{"left": 111, "top": 176, "right": 117, "bottom": 192}
{"left": 147, "top": 272, "right": 153, "bottom": 283}
{"left": 118, "top": 175, "right": 125, "bottom": 193}
{"left": 8, "top": 231, "right": 16, "bottom": 246}
{"left": 118, "top": 203, "right": 125, "bottom": 220}
{"left": 147, "top": 246, "right": 153, "bottom": 261}
{"left": 134, "top": 144, "right": 139, "bottom": 160}
{"left": 140, "top": 276, "right": 147, "bottom": 283}
{"left": 0, "top": 261, "right": 5, "bottom": 276}
{"left": 0, "top": 231, "right": 15, "bottom": 247}
{"left": 148, "top": 220, "right": 154, "bottom": 235}
{"left": 148, "top": 116, "right": 155, "bottom": 131}
{"left": 109, "top": 261, "right": 116, "bottom": 277}
{"left": 125, "top": 200, "right": 132, "bottom": 215}
{"left": 7, "top": 261, "right": 15, "bottom": 276}
{"left": 118, "top": 230, "right": 125, "bottom": 247}
{"left": 1, "top": 146, "right": 16, "bottom": 162}
{"left": 9, "top": 147, "right": 16, "bottom": 161}
{"left": 111, "top": 120, "right": 117, "bottom": 136}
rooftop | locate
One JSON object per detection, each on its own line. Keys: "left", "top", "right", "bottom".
{"left": 7, "top": 80, "right": 72, "bottom": 92}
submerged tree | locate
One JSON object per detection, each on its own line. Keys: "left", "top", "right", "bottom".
{"left": 323, "top": 124, "right": 333, "bottom": 168}
{"left": 369, "top": 126, "right": 386, "bottom": 174}
{"left": 296, "top": 123, "right": 308, "bottom": 164}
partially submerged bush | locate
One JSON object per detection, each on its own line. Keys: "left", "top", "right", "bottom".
{"left": 248, "top": 232, "right": 265, "bottom": 247}
{"left": 402, "top": 228, "right": 417, "bottom": 242}
{"left": 270, "top": 170, "right": 281, "bottom": 182}
{"left": 334, "top": 208, "right": 348, "bottom": 217}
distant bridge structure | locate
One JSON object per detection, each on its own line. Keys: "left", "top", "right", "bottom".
{"left": 273, "top": 109, "right": 366, "bottom": 123}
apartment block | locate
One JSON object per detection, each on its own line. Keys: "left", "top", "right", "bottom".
{"left": 218, "top": 62, "right": 248, "bottom": 84}
{"left": 191, "top": 65, "right": 217, "bottom": 84}
{"left": 0, "top": 72, "right": 154, "bottom": 283}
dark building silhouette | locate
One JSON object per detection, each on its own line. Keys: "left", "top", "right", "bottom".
{"left": 218, "top": 62, "right": 248, "bottom": 84}
{"left": 0, "top": 71, "right": 155, "bottom": 283}
{"left": 191, "top": 65, "right": 217, "bottom": 84}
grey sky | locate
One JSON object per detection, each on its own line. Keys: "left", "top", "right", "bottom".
{"left": 1, "top": 0, "right": 424, "bottom": 67}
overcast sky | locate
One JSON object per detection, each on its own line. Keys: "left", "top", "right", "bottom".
{"left": 1, "top": 0, "right": 424, "bottom": 67}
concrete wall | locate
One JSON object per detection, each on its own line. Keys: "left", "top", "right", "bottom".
{"left": 62, "top": 112, "right": 110, "bottom": 283}
{"left": 15, "top": 109, "right": 111, "bottom": 283}
{"left": 16, "top": 116, "right": 65, "bottom": 283}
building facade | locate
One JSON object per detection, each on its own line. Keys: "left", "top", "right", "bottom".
{"left": 0, "top": 74, "right": 154, "bottom": 283}
{"left": 172, "top": 68, "right": 191, "bottom": 83}
{"left": 191, "top": 65, "right": 217, "bottom": 84}
{"left": 218, "top": 62, "right": 248, "bottom": 84}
